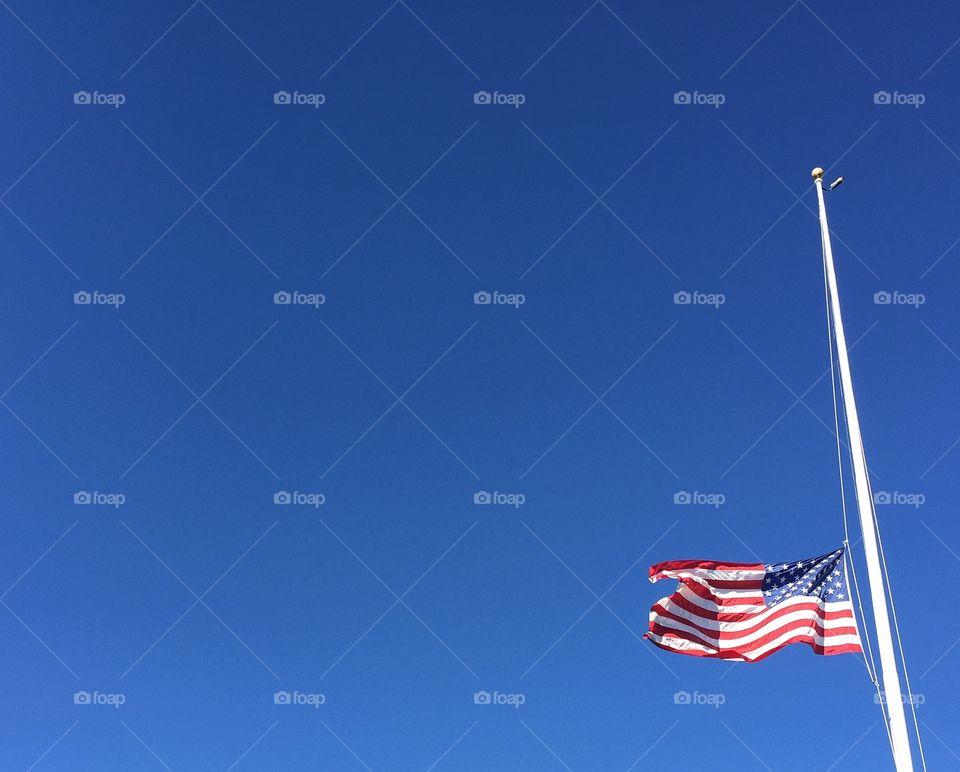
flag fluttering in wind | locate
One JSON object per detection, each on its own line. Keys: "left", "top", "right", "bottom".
{"left": 645, "top": 547, "right": 863, "bottom": 662}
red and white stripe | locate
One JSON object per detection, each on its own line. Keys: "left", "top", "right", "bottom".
{"left": 644, "top": 559, "right": 862, "bottom": 662}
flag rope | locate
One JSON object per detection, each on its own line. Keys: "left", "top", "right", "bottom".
{"left": 819, "top": 214, "right": 898, "bottom": 756}
{"left": 820, "top": 213, "right": 881, "bottom": 688}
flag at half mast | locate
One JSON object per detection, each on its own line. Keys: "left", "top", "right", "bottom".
{"left": 645, "top": 547, "right": 863, "bottom": 662}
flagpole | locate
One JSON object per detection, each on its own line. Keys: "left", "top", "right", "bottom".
{"left": 812, "top": 167, "right": 914, "bottom": 771}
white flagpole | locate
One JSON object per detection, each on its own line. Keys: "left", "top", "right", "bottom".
{"left": 812, "top": 167, "right": 914, "bottom": 771}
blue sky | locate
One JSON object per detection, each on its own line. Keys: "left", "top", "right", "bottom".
{"left": 2, "top": 0, "right": 960, "bottom": 769}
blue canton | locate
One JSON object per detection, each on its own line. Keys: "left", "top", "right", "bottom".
{"left": 761, "top": 548, "right": 851, "bottom": 608}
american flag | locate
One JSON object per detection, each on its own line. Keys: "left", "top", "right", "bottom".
{"left": 645, "top": 547, "right": 863, "bottom": 662}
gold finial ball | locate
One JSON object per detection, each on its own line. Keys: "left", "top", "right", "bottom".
{"left": 811, "top": 167, "right": 825, "bottom": 179}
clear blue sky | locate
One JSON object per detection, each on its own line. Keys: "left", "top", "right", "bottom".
{"left": 2, "top": 1, "right": 960, "bottom": 769}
